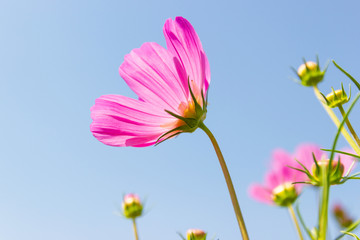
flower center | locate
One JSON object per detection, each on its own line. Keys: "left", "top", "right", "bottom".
{"left": 178, "top": 100, "right": 197, "bottom": 119}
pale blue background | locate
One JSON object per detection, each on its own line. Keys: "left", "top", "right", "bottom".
{"left": 1, "top": 0, "right": 360, "bottom": 239}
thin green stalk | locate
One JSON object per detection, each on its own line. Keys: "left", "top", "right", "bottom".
{"left": 313, "top": 86, "right": 360, "bottom": 155}
{"left": 318, "top": 164, "right": 330, "bottom": 240}
{"left": 338, "top": 105, "right": 360, "bottom": 147}
{"left": 132, "top": 218, "right": 139, "bottom": 240}
{"left": 288, "top": 205, "right": 304, "bottom": 240}
{"left": 199, "top": 122, "right": 249, "bottom": 240}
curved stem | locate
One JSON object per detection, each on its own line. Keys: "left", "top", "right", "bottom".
{"left": 288, "top": 205, "right": 304, "bottom": 240}
{"left": 132, "top": 218, "right": 139, "bottom": 240}
{"left": 199, "top": 122, "right": 249, "bottom": 240}
{"left": 338, "top": 105, "right": 360, "bottom": 147}
{"left": 313, "top": 86, "right": 360, "bottom": 155}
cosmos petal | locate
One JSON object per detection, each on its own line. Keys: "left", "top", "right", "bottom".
{"left": 164, "top": 17, "right": 210, "bottom": 96}
{"left": 90, "top": 95, "right": 176, "bottom": 147}
{"left": 248, "top": 184, "right": 273, "bottom": 204}
{"left": 119, "top": 42, "right": 188, "bottom": 114}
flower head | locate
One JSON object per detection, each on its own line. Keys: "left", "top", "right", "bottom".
{"left": 249, "top": 149, "right": 305, "bottom": 207}
{"left": 323, "top": 84, "right": 350, "bottom": 108}
{"left": 295, "top": 60, "right": 327, "bottom": 87}
{"left": 90, "top": 17, "right": 210, "bottom": 147}
{"left": 122, "top": 193, "right": 143, "bottom": 218}
{"left": 186, "top": 229, "right": 207, "bottom": 240}
{"left": 293, "top": 144, "right": 356, "bottom": 186}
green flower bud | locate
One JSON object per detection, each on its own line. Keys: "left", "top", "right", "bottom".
{"left": 186, "top": 229, "right": 207, "bottom": 240}
{"left": 297, "top": 61, "right": 325, "bottom": 87}
{"left": 325, "top": 88, "right": 350, "bottom": 108}
{"left": 122, "top": 193, "right": 143, "bottom": 219}
{"left": 311, "top": 160, "right": 344, "bottom": 185}
{"left": 271, "top": 182, "right": 298, "bottom": 207}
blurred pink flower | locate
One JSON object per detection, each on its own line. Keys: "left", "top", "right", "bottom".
{"left": 249, "top": 144, "right": 357, "bottom": 205}
{"left": 249, "top": 148, "right": 305, "bottom": 206}
{"left": 293, "top": 144, "right": 355, "bottom": 185}
{"left": 90, "top": 17, "right": 210, "bottom": 147}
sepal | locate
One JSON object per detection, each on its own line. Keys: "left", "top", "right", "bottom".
{"left": 158, "top": 77, "right": 208, "bottom": 144}
{"left": 322, "top": 84, "right": 351, "bottom": 108}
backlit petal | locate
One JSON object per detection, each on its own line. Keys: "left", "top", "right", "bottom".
{"left": 119, "top": 42, "right": 188, "bottom": 114}
{"left": 164, "top": 17, "right": 210, "bottom": 97}
{"left": 90, "top": 95, "right": 176, "bottom": 147}
{"left": 249, "top": 184, "right": 273, "bottom": 204}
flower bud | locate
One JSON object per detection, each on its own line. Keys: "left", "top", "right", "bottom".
{"left": 333, "top": 204, "right": 353, "bottom": 228}
{"left": 271, "top": 182, "right": 298, "bottom": 207}
{"left": 122, "top": 193, "right": 143, "bottom": 219}
{"left": 325, "top": 88, "right": 349, "bottom": 108}
{"left": 311, "top": 160, "right": 344, "bottom": 185}
{"left": 297, "top": 61, "right": 325, "bottom": 87}
{"left": 186, "top": 229, "right": 207, "bottom": 240}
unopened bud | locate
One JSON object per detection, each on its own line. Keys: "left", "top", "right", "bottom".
{"left": 333, "top": 203, "right": 354, "bottom": 228}
{"left": 122, "top": 193, "right": 143, "bottom": 219}
{"left": 311, "top": 160, "right": 344, "bottom": 185}
{"left": 186, "top": 229, "right": 207, "bottom": 240}
{"left": 325, "top": 89, "right": 349, "bottom": 108}
{"left": 297, "top": 61, "right": 325, "bottom": 87}
{"left": 271, "top": 182, "right": 298, "bottom": 207}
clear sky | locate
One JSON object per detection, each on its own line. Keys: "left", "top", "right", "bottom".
{"left": 1, "top": 0, "right": 360, "bottom": 239}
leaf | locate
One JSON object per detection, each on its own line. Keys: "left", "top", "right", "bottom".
{"left": 340, "top": 231, "right": 360, "bottom": 240}
{"left": 320, "top": 149, "right": 360, "bottom": 159}
{"left": 177, "top": 232, "right": 186, "bottom": 240}
{"left": 333, "top": 60, "right": 360, "bottom": 91}
{"left": 335, "top": 219, "right": 360, "bottom": 239}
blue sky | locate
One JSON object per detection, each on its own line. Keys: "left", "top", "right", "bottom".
{"left": 1, "top": 0, "right": 360, "bottom": 239}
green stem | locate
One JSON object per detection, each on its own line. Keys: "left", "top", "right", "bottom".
{"left": 132, "top": 218, "right": 139, "bottom": 240}
{"left": 288, "top": 205, "right": 304, "bottom": 240}
{"left": 199, "top": 122, "right": 249, "bottom": 240}
{"left": 318, "top": 164, "right": 330, "bottom": 240}
{"left": 313, "top": 86, "right": 360, "bottom": 155}
{"left": 338, "top": 105, "right": 360, "bottom": 147}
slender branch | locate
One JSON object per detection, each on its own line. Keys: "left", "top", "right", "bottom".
{"left": 338, "top": 105, "right": 360, "bottom": 147}
{"left": 313, "top": 86, "right": 360, "bottom": 155}
{"left": 199, "top": 122, "right": 249, "bottom": 240}
{"left": 288, "top": 205, "right": 304, "bottom": 240}
{"left": 132, "top": 218, "right": 139, "bottom": 240}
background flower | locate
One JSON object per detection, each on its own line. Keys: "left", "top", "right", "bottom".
{"left": 249, "top": 149, "right": 305, "bottom": 206}
{"left": 294, "top": 144, "right": 356, "bottom": 184}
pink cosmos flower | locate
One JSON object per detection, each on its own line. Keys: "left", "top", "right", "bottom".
{"left": 250, "top": 144, "right": 357, "bottom": 205}
{"left": 90, "top": 17, "right": 210, "bottom": 147}
{"left": 249, "top": 148, "right": 306, "bottom": 206}
{"left": 293, "top": 144, "right": 356, "bottom": 185}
